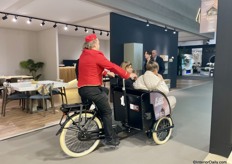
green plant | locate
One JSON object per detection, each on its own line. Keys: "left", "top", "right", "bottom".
{"left": 20, "top": 59, "right": 44, "bottom": 80}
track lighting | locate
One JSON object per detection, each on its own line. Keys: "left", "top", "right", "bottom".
{"left": 146, "top": 20, "right": 150, "bottom": 27}
{"left": 0, "top": 11, "right": 110, "bottom": 37}
{"left": 40, "top": 21, "right": 45, "bottom": 26}
{"left": 2, "top": 14, "right": 7, "bottom": 20}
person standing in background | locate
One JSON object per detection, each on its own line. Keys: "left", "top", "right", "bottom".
{"left": 152, "top": 50, "right": 165, "bottom": 75}
{"left": 143, "top": 51, "right": 153, "bottom": 73}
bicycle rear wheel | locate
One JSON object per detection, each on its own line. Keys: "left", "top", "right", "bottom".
{"left": 152, "top": 116, "right": 173, "bottom": 145}
{"left": 60, "top": 113, "right": 102, "bottom": 157}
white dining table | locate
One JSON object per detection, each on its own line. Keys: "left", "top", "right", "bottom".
{"left": 0, "top": 75, "right": 33, "bottom": 80}
{"left": 10, "top": 80, "right": 68, "bottom": 92}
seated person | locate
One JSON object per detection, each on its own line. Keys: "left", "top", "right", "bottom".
{"left": 133, "top": 61, "right": 176, "bottom": 110}
{"left": 118, "top": 61, "right": 136, "bottom": 89}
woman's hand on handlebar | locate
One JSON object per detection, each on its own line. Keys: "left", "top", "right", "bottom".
{"left": 129, "top": 73, "right": 137, "bottom": 80}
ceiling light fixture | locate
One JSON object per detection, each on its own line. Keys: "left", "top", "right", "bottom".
{"left": 53, "top": 23, "right": 57, "bottom": 28}
{"left": 12, "top": 16, "right": 17, "bottom": 22}
{"left": 164, "top": 26, "right": 168, "bottom": 32}
{"left": 40, "top": 21, "right": 45, "bottom": 26}
{"left": 2, "top": 14, "right": 8, "bottom": 20}
{"left": 146, "top": 20, "right": 150, "bottom": 27}
{"left": 85, "top": 28, "right": 88, "bottom": 33}
{"left": 64, "top": 25, "right": 68, "bottom": 31}
{"left": 173, "top": 29, "right": 176, "bottom": 34}
{"left": 27, "top": 18, "right": 32, "bottom": 24}
{"left": 0, "top": 11, "right": 110, "bottom": 37}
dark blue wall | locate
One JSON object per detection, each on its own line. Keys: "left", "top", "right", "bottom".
{"left": 110, "top": 13, "right": 178, "bottom": 88}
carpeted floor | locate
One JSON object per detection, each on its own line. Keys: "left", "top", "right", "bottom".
{"left": 0, "top": 81, "right": 215, "bottom": 164}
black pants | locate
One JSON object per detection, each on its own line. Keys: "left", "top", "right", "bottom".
{"left": 78, "top": 86, "right": 113, "bottom": 140}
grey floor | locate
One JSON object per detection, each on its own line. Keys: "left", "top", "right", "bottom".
{"left": 0, "top": 81, "right": 213, "bottom": 164}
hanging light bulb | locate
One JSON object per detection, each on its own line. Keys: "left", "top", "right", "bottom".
{"left": 92, "top": 29, "right": 95, "bottom": 34}
{"left": 107, "top": 32, "right": 109, "bottom": 36}
{"left": 100, "top": 31, "right": 102, "bottom": 35}
{"left": 75, "top": 26, "right": 78, "bottom": 31}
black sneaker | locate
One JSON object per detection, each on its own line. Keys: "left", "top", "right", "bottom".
{"left": 102, "top": 137, "right": 120, "bottom": 147}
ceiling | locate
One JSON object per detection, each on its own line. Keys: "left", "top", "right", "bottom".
{"left": 0, "top": 0, "right": 212, "bottom": 42}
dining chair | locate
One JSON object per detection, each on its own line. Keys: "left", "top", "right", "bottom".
{"left": 52, "top": 87, "right": 68, "bottom": 104}
{"left": 1, "top": 82, "right": 29, "bottom": 117}
{"left": 29, "top": 83, "right": 55, "bottom": 116}
{"left": 0, "top": 78, "right": 6, "bottom": 98}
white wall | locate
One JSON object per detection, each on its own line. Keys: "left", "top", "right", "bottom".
{"left": 0, "top": 28, "right": 38, "bottom": 75}
{"left": 38, "top": 28, "right": 59, "bottom": 80}
{"left": 58, "top": 34, "right": 110, "bottom": 64}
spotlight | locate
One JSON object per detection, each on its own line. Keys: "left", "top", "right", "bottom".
{"left": 85, "top": 28, "right": 88, "bottom": 33}
{"left": 75, "top": 26, "right": 78, "bottom": 31}
{"left": 164, "top": 26, "right": 168, "bottom": 32}
{"left": 2, "top": 14, "right": 8, "bottom": 20}
{"left": 64, "top": 25, "right": 68, "bottom": 31}
{"left": 27, "top": 18, "right": 32, "bottom": 24}
{"left": 107, "top": 32, "right": 109, "bottom": 36}
{"left": 12, "top": 16, "right": 17, "bottom": 22}
{"left": 146, "top": 20, "right": 149, "bottom": 27}
{"left": 53, "top": 23, "right": 57, "bottom": 28}
{"left": 92, "top": 29, "right": 95, "bottom": 34}
{"left": 100, "top": 31, "right": 102, "bottom": 35}
{"left": 40, "top": 21, "right": 45, "bottom": 26}
{"left": 173, "top": 29, "right": 176, "bottom": 34}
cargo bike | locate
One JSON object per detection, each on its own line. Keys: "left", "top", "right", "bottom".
{"left": 56, "top": 79, "right": 174, "bottom": 157}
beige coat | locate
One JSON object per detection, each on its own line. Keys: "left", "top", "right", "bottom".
{"left": 133, "top": 71, "right": 176, "bottom": 110}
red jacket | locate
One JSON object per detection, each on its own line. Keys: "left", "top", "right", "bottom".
{"left": 78, "top": 49, "right": 130, "bottom": 88}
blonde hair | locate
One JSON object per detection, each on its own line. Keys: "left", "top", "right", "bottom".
{"left": 82, "top": 39, "right": 97, "bottom": 49}
{"left": 146, "top": 61, "right": 159, "bottom": 72}
{"left": 121, "top": 61, "right": 132, "bottom": 71}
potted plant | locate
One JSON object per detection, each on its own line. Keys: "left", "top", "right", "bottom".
{"left": 20, "top": 59, "right": 44, "bottom": 80}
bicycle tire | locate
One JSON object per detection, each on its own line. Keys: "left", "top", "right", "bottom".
{"left": 152, "top": 116, "right": 173, "bottom": 145}
{"left": 60, "top": 112, "right": 102, "bottom": 157}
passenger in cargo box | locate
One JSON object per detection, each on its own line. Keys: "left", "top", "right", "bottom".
{"left": 133, "top": 61, "right": 176, "bottom": 111}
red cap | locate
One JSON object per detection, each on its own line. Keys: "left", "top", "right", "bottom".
{"left": 85, "top": 34, "right": 97, "bottom": 43}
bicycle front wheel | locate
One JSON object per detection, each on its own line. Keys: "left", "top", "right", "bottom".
{"left": 60, "top": 113, "right": 102, "bottom": 157}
